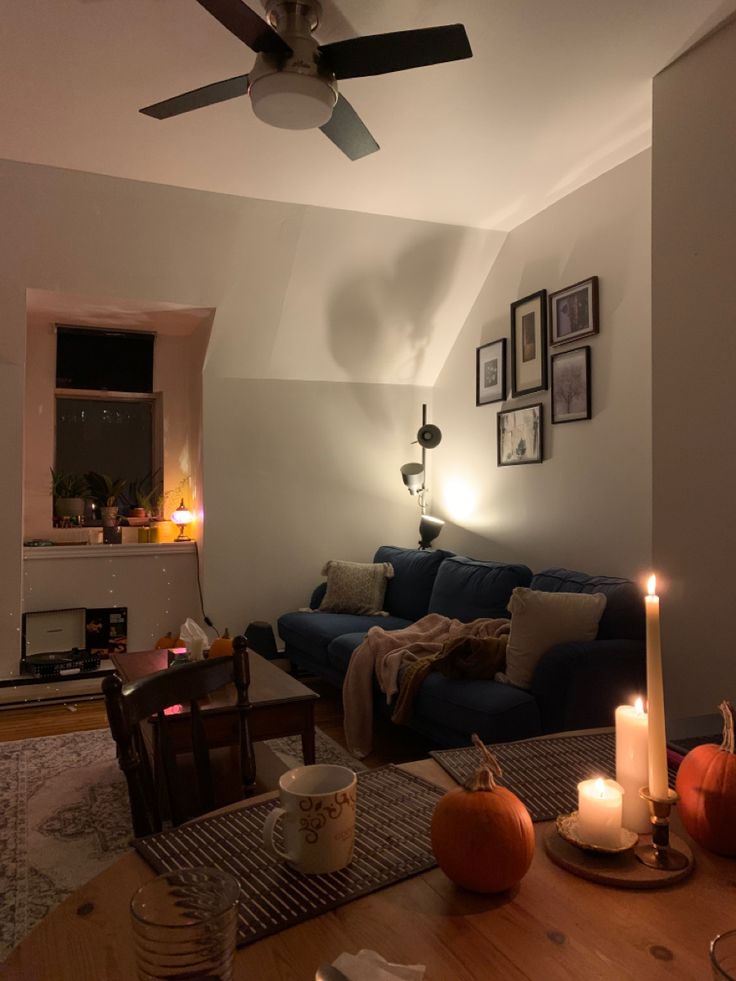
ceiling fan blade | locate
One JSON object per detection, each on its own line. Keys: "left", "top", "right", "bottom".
{"left": 319, "top": 24, "right": 471, "bottom": 80}
{"left": 140, "top": 74, "right": 250, "bottom": 119}
{"left": 196, "top": 0, "right": 292, "bottom": 56}
{"left": 319, "top": 94, "right": 379, "bottom": 160}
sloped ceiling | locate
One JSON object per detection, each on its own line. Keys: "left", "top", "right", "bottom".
{"left": 2, "top": 0, "right": 734, "bottom": 231}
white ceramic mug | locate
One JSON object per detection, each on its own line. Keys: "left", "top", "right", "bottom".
{"left": 262, "top": 764, "right": 357, "bottom": 874}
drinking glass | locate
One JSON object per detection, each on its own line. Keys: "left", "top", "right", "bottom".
{"left": 131, "top": 867, "right": 239, "bottom": 980}
{"left": 711, "top": 930, "right": 736, "bottom": 980}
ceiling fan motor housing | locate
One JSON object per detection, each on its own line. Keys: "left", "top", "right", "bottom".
{"left": 249, "top": 0, "right": 337, "bottom": 130}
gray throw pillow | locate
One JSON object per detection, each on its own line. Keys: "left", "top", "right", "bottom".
{"left": 318, "top": 560, "right": 394, "bottom": 616}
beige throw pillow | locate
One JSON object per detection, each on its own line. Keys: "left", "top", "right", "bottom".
{"left": 501, "top": 587, "right": 607, "bottom": 689}
{"left": 318, "top": 560, "right": 394, "bottom": 616}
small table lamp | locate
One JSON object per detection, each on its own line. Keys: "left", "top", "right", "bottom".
{"left": 171, "top": 499, "right": 192, "bottom": 541}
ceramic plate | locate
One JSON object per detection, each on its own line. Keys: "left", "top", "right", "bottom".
{"left": 556, "top": 811, "right": 638, "bottom": 854}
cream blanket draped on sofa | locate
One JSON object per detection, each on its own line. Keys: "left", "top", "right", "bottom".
{"left": 342, "top": 614, "right": 510, "bottom": 758}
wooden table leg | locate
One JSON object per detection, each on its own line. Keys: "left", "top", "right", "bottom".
{"left": 301, "top": 702, "right": 316, "bottom": 765}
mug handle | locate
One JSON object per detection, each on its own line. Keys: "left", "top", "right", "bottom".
{"left": 262, "top": 806, "right": 292, "bottom": 861}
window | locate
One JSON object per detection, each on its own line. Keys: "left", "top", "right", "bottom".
{"left": 53, "top": 326, "right": 162, "bottom": 520}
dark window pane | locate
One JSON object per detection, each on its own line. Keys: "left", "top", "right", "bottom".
{"left": 56, "top": 326, "right": 154, "bottom": 392}
{"left": 56, "top": 398, "right": 154, "bottom": 487}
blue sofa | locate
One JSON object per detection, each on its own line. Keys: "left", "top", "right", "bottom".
{"left": 277, "top": 546, "right": 646, "bottom": 748}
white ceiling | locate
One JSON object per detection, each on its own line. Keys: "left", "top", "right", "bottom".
{"left": 2, "top": 0, "right": 734, "bottom": 231}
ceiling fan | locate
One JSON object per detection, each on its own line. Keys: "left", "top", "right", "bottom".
{"left": 140, "top": 0, "right": 472, "bottom": 160}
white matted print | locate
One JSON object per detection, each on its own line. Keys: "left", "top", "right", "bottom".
{"left": 476, "top": 338, "right": 506, "bottom": 405}
{"left": 551, "top": 346, "right": 591, "bottom": 423}
{"left": 497, "top": 403, "right": 544, "bottom": 466}
{"left": 510, "top": 290, "right": 547, "bottom": 397}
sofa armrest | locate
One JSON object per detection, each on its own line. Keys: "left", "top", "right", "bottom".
{"left": 309, "top": 582, "right": 327, "bottom": 609}
{"left": 531, "top": 639, "right": 646, "bottom": 734}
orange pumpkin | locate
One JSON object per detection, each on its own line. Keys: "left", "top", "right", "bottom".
{"left": 676, "top": 700, "right": 736, "bottom": 856}
{"left": 430, "top": 735, "right": 534, "bottom": 893}
{"left": 155, "top": 631, "right": 183, "bottom": 650}
{"left": 208, "top": 628, "right": 233, "bottom": 658}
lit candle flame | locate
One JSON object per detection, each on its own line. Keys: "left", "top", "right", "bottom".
{"left": 595, "top": 777, "right": 605, "bottom": 798}
{"left": 647, "top": 574, "right": 656, "bottom": 596}
{"left": 634, "top": 696, "right": 644, "bottom": 715}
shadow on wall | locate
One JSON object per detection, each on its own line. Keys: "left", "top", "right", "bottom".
{"left": 325, "top": 227, "right": 468, "bottom": 422}
{"left": 437, "top": 520, "right": 516, "bottom": 567}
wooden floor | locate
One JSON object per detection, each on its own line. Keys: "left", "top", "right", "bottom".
{"left": 0, "top": 673, "right": 433, "bottom": 768}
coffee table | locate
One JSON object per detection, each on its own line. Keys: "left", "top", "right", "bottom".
{"left": 110, "top": 648, "right": 319, "bottom": 765}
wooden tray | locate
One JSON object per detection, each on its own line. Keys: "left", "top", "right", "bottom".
{"left": 544, "top": 828, "right": 694, "bottom": 888}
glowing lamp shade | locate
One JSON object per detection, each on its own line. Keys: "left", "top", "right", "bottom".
{"left": 400, "top": 462, "right": 425, "bottom": 496}
{"left": 249, "top": 73, "right": 336, "bottom": 130}
{"left": 418, "top": 514, "right": 444, "bottom": 550}
{"left": 171, "top": 499, "right": 193, "bottom": 542}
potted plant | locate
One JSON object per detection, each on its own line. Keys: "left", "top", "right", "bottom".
{"left": 86, "top": 472, "right": 128, "bottom": 526}
{"left": 50, "top": 469, "right": 89, "bottom": 523}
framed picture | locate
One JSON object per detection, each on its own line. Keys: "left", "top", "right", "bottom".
{"left": 510, "top": 290, "right": 547, "bottom": 396}
{"left": 549, "top": 276, "right": 599, "bottom": 346}
{"left": 551, "top": 346, "right": 591, "bottom": 423}
{"left": 476, "top": 338, "right": 507, "bottom": 405}
{"left": 497, "top": 403, "right": 544, "bottom": 466}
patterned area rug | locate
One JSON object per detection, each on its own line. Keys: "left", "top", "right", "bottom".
{"left": 0, "top": 726, "right": 364, "bottom": 961}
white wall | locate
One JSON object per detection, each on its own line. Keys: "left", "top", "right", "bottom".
{"left": 203, "top": 379, "right": 431, "bottom": 631}
{"left": 0, "top": 158, "right": 494, "bottom": 678}
{"left": 652, "top": 17, "right": 736, "bottom": 718}
{"left": 431, "top": 152, "right": 652, "bottom": 580}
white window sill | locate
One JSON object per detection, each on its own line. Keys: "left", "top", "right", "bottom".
{"left": 23, "top": 542, "right": 196, "bottom": 560}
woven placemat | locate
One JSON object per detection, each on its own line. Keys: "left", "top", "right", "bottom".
{"left": 431, "top": 731, "right": 678, "bottom": 822}
{"left": 135, "top": 766, "right": 444, "bottom": 947}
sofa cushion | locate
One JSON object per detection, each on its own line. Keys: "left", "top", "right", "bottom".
{"left": 278, "top": 612, "right": 411, "bottom": 667}
{"left": 372, "top": 546, "right": 453, "bottom": 621}
{"left": 409, "top": 673, "right": 541, "bottom": 745}
{"left": 530, "top": 568, "right": 644, "bottom": 641}
{"left": 502, "top": 587, "right": 607, "bottom": 689}
{"left": 318, "top": 559, "right": 394, "bottom": 616}
{"left": 428, "top": 555, "right": 533, "bottom": 621}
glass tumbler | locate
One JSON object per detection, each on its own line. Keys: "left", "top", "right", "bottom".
{"left": 131, "top": 867, "right": 240, "bottom": 980}
{"left": 712, "top": 930, "right": 736, "bottom": 980}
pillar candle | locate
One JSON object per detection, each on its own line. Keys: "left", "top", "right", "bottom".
{"left": 577, "top": 778, "right": 623, "bottom": 848}
{"left": 615, "top": 699, "right": 650, "bottom": 832}
{"left": 645, "top": 575, "right": 669, "bottom": 799}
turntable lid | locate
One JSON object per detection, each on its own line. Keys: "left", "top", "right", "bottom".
{"left": 23, "top": 608, "right": 86, "bottom": 656}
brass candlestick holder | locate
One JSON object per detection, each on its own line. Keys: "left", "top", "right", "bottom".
{"left": 635, "top": 787, "right": 690, "bottom": 871}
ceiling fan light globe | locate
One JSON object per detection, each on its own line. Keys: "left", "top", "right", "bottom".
{"left": 250, "top": 72, "right": 336, "bottom": 130}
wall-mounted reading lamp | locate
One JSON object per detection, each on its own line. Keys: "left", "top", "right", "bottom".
{"left": 400, "top": 404, "right": 445, "bottom": 549}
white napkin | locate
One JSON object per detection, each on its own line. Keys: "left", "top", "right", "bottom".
{"left": 333, "top": 949, "right": 426, "bottom": 981}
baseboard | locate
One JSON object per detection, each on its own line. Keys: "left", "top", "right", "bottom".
{"left": 0, "top": 674, "right": 110, "bottom": 708}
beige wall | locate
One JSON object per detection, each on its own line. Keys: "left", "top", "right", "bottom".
{"left": 432, "top": 152, "right": 652, "bottom": 580}
{"left": 652, "top": 18, "right": 736, "bottom": 718}
{"left": 0, "top": 158, "right": 480, "bottom": 678}
{"left": 202, "top": 378, "right": 431, "bottom": 630}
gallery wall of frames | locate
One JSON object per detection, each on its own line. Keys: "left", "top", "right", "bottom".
{"left": 476, "top": 276, "right": 598, "bottom": 467}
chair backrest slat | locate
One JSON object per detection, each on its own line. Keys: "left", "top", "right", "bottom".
{"left": 103, "top": 643, "right": 255, "bottom": 837}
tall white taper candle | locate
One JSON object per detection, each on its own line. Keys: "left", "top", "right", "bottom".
{"left": 645, "top": 575, "right": 669, "bottom": 798}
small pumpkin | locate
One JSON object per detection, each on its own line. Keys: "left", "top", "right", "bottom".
{"left": 430, "top": 734, "right": 535, "bottom": 893}
{"left": 675, "top": 700, "right": 736, "bottom": 856}
{"left": 208, "top": 628, "right": 234, "bottom": 658}
{"left": 155, "top": 630, "right": 183, "bottom": 650}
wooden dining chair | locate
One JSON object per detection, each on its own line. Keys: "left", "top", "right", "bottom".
{"left": 103, "top": 635, "right": 256, "bottom": 838}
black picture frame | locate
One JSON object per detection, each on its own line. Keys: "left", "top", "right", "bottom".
{"left": 476, "top": 338, "right": 507, "bottom": 405}
{"left": 549, "top": 276, "right": 599, "bottom": 346}
{"left": 551, "top": 346, "right": 592, "bottom": 424}
{"left": 510, "top": 290, "right": 547, "bottom": 397}
{"left": 497, "top": 403, "right": 544, "bottom": 466}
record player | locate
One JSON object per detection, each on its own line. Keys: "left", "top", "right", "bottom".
{"left": 21, "top": 608, "right": 101, "bottom": 678}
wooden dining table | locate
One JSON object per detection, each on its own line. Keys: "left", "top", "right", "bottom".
{"left": 2, "top": 757, "right": 732, "bottom": 980}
